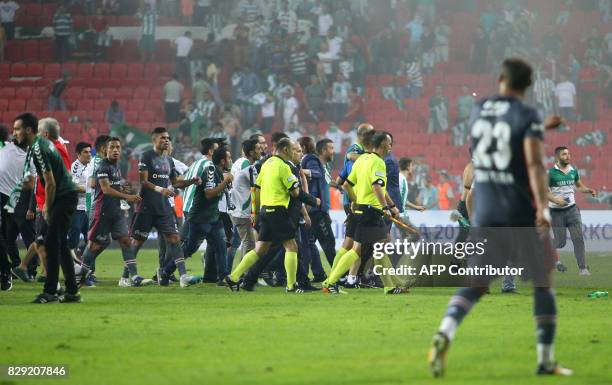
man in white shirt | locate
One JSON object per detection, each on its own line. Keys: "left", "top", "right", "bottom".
{"left": 68, "top": 142, "right": 92, "bottom": 257}
{"left": 317, "top": 4, "right": 333, "bottom": 37}
{"left": 173, "top": 31, "right": 194, "bottom": 86}
{"left": 326, "top": 29, "right": 343, "bottom": 60}
{"left": 555, "top": 73, "right": 577, "bottom": 122}
{"left": 164, "top": 74, "right": 184, "bottom": 123}
{"left": 277, "top": 0, "right": 297, "bottom": 35}
{"left": 0, "top": 0, "right": 19, "bottom": 40}
{"left": 229, "top": 138, "right": 262, "bottom": 265}
{"left": 283, "top": 89, "right": 300, "bottom": 129}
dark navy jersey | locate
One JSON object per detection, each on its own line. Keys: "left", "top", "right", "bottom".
{"left": 469, "top": 95, "right": 544, "bottom": 226}
{"left": 138, "top": 149, "right": 177, "bottom": 215}
{"left": 93, "top": 159, "right": 123, "bottom": 217}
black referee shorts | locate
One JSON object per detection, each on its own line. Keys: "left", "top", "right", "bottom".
{"left": 343, "top": 204, "right": 357, "bottom": 239}
{"left": 258, "top": 206, "right": 296, "bottom": 244}
{"left": 353, "top": 205, "right": 388, "bottom": 244}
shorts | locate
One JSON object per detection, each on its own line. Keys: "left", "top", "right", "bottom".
{"left": 343, "top": 204, "right": 357, "bottom": 239}
{"left": 130, "top": 210, "right": 179, "bottom": 241}
{"left": 35, "top": 211, "right": 48, "bottom": 245}
{"left": 257, "top": 206, "right": 296, "bottom": 243}
{"left": 88, "top": 210, "right": 128, "bottom": 244}
{"left": 352, "top": 205, "right": 388, "bottom": 244}
{"left": 467, "top": 226, "right": 556, "bottom": 287}
{"left": 140, "top": 35, "right": 155, "bottom": 52}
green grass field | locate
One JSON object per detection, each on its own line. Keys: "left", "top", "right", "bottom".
{"left": 1, "top": 251, "right": 611, "bottom": 385}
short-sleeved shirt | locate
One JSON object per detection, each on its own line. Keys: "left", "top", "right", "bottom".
{"left": 28, "top": 136, "right": 76, "bottom": 200}
{"left": 85, "top": 154, "right": 102, "bottom": 213}
{"left": 346, "top": 153, "right": 387, "bottom": 209}
{"left": 92, "top": 159, "right": 123, "bottom": 217}
{"left": 188, "top": 162, "right": 223, "bottom": 224}
{"left": 137, "top": 149, "right": 177, "bottom": 215}
{"left": 229, "top": 157, "right": 253, "bottom": 219}
{"left": 548, "top": 165, "right": 579, "bottom": 209}
{"left": 70, "top": 159, "right": 88, "bottom": 211}
{"left": 255, "top": 156, "right": 298, "bottom": 208}
{"left": 470, "top": 95, "right": 544, "bottom": 226}
{"left": 340, "top": 143, "right": 365, "bottom": 205}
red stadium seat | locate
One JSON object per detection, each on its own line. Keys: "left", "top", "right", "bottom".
{"left": 33, "top": 87, "right": 49, "bottom": 99}
{"left": 22, "top": 40, "right": 40, "bottom": 62}
{"left": 27, "top": 99, "right": 44, "bottom": 111}
{"left": 93, "top": 63, "right": 110, "bottom": 79}
{"left": 144, "top": 63, "right": 160, "bottom": 79}
{"left": 0, "top": 99, "right": 9, "bottom": 110}
{"left": 116, "top": 87, "right": 133, "bottom": 98}
{"left": 9, "top": 100, "right": 26, "bottom": 111}
{"left": 6, "top": 41, "right": 23, "bottom": 62}
{"left": 77, "top": 100, "right": 94, "bottom": 111}
{"left": 38, "top": 40, "right": 54, "bottom": 62}
{"left": 125, "top": 111, "right": 139, "bottom": 122}
{"left": 128, "top": 63, "right": 144, "bottom": 79}
{"left": 139, "top": 110, "right": 155, "bottom": 122}
{"left": 44, "top": 63, "right": 61, "bottom": 79}
{"left": 133, "top": 86, "right": 149, "bottom": 99}
{"left": 94, "top": 99, "right": 110, "bottom": 111}
{"left": 77, "top": 63, "right": 94, "bottom": 79}
{"left": 15, "top": 87, "right": 33, "bottom": 99}
{"left": 10, "top": 63, "right": 28, "bottom": 77}
{"left": 127, "top": 99, "right": 145, "bottom": 111}
{"left": 89, "top": 111, "right": 105, "bottom": 122}
{"left": 26, "top": 63, "right": 44, "bottom": 77}
{"left": 111, "top": 63, "right": 127, "bottom": 79}
{"left": 101, "top": 88, "right": 117, "bottom": 99}
{"left": 83, "top": 88, "right": 101, "bottom": 99}
{"left": 64, "top": 86, "right": 83, "bottom": 99}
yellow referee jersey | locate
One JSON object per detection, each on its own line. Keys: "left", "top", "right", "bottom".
{"left": 255, "top": 156, "right": 298, "bottom": 208}
{"left": 346, "top": 153, "right": 387, "bottom": 209}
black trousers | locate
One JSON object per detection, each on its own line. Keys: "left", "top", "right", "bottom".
{"left": 44, "top": 193, "right": 78, "bottom": 295}
{"left": 0, "top": 193, "right": 23, "bottom": 273}
{"left": 307, "top": 211, "right": 336, "bottom": 268}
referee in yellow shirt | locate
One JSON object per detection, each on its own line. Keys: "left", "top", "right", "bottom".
{"left": 226, "top": 138, "right": 302, "bottom": 293}
{"left": 322, "top": 131, "right": 404, "bottom": 294}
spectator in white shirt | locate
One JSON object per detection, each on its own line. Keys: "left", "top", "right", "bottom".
{"left": 277, "top": 0, "right": 298, "bottom": 35}
{"left": 283, "top": 88, "right": 299, "bottom": 129}
{"left": 555, "top": 73, "right": 577, "bottom": 122}
{"left": 173, "top": 31, "right": 194, "bottom": 86}
{"left": 164, "top": 74, "right": 185, "bottom": 123}
{"left": 317, "top": 4, "right": 334, "bottom": 37}
{"left": 317, "top": 41, "right": 334, "bottom": 83}
{"left": 326, "top": 29, "right": 343, "bottom": 60}
{"left": 0, "top": 0, "right": 18, "bottom": 40}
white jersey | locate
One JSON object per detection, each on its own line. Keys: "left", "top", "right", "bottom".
{"left": 71, "top": 159, "right": 89, "bottom": 211}
{"left": 0, "top": 142, "right": 30, "bottom": 197}
{"left": 229, "top": 157, "right": 253, "bottom": 218}
{"left": 168, "top": 157, "right": 189, "bottom": 208}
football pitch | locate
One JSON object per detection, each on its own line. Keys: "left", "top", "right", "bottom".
{"left": 1, "top": 251, "right": 611, "bottom": 385}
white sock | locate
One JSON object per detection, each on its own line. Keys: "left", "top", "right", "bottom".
{"left": 537, "top": 343, "right": 554, "bottom": 367}
{"left": 347, "top": 275, "right": 357, "bottom": 285}
{"left": 438, "top": 316, "right": 458, "bottom": 341}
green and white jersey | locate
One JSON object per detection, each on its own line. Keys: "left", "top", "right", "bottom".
{"left": 85, "top": 154, "right": 103, "bottom": 214}
{"left": 182, "top": 157, "right": 212, "bottom": 215}
{"left": 399, "top": 173, "right": 409, "bottom": 210}
{"left": 229, "top": 157, "right": 253, "bottom": 219}
{"left": 548, "top": 164, "right": 579, "bottom": 209}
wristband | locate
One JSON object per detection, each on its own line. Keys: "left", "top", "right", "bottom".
{"left": 154, "top": 186, "right": 163, "bottom": 193}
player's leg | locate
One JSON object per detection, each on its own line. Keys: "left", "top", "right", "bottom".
{"left": 229, "top": 240, "right": 271, "bottom": 284}
{"left": 157, "top": 235, "right": 167, "bottom": 269}
{"left": 566, "top": 206, "right": 587, "bottom": 273}
{"left": 282, "top": 238, "right": 300, "bottom": 292}
{"left": 429, "top": 286, "right": 488, "bottom": 377}
{"left": 551, "top": 209, "right": 568, "bottom": 272}
{"left": 323, "top": 241, "right": 361, "bottom": 291}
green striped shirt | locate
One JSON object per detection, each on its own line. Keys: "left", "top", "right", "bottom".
{"left": 182, "top": 158, "right": 212, "bottom": 214}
